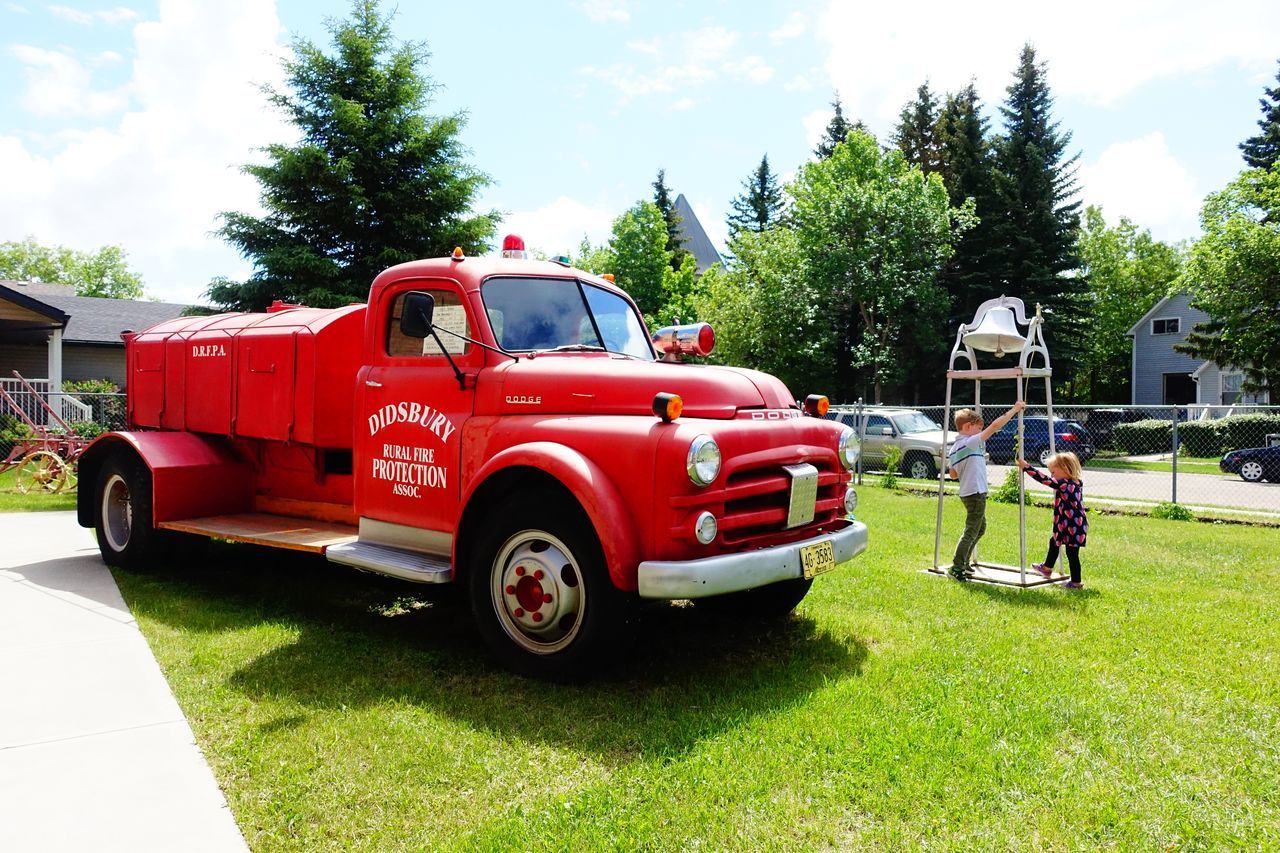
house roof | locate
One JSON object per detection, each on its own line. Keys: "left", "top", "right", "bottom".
{"left": 1125, "top": 290, "right": 1186, "bottom": 336}
{"left": 673, "top": 194, "right": 722, "bottom": 275}
{"left": 0, "top": 280, "right": 190, "bottom": 345}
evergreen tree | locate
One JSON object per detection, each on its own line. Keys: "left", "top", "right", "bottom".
{"left": 651, "top": 169, "right": 689, "bottom": 271}
{"left": 892, "top": 81, "right": 943, "bottom": 175}
{"left": 989, "top": 44, "right": 1085, "bottom": 391}
{"left": 209, "top": 0, "right": 498, "bottom": 310}
{"left": 937, "top": 82, "right": 1001, "bottom": 321}
{"left": 727, "top": 155, "right": 786, "bottom": 238}
{"left": 813, "top": 94, "right": 867, "bottom": 160}
{"left": 1240, "top": 60, "right": 1280, "bottom": 170}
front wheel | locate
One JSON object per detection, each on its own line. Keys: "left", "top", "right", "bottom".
{"left": 903, "top": 452, "right": 937, "bottom": 481}
{"left": 1239, "top": 460, "right": 1265, "bottom": 483}
{"left": 469, "top": 495, "right": 626, "bottom": 680}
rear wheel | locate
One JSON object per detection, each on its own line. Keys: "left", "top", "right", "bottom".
{"left": 94, "top": 453, "right": 167, "bottom": 569}
{"left": 1037, "top": 445, "right": 1053, "bottom": 465}
{"left": 1239, "top": 460, "right": 1265, "bottom": 483}
{"left": 903, "top": 452, "right": 937, "bottom": 481}
{"left": 469, "top": 494, "right": 626, "bottom": 680}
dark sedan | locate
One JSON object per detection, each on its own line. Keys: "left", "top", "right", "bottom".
{"left": 986, "top": 416, "right": 1097, "bottom": 465}
{"left": 1220, "top": 445, "right": 1280, "bottom": 482}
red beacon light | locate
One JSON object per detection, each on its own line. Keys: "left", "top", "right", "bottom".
{"left": 651, "top": 322, "right": 716, "bottom": 362}
{"left": 501, "top": 234, "right": 528, "bottom": 260}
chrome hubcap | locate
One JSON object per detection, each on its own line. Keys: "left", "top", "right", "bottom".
{"left": 102, "top": 474, "right": 133, "bottom": 552}
{"left": 490, "top": 530, "right": 584, "bottom": 655}
{"left": 1241, "top": 461, "right": 1263, "bottom": 481}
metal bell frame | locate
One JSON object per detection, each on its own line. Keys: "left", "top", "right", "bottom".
{"left": 930, "top": 296, "right": 1067, "bottom": 587}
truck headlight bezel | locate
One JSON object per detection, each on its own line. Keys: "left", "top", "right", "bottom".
{"left": 687, "top": 435, "right": 722, "bottom": 487}
{"left": 838, "top": 427, "right": 860, "bottom": 470}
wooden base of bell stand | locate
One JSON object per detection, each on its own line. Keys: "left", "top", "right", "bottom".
{"left": 926, "top": 561, "right": 1068, "bottom": 588}
{"left": 158, "top": 513, "right": 357, "bottom": 553}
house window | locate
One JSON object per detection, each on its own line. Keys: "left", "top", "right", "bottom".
{"left": 1151, "top": 317, "right": 1180, "bottom": 335}
{"left": 1221, "top": 371, "right": 1243, "bottom": 405}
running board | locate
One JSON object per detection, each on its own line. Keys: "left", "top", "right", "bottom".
{"left": 325, "top": 541, "right": 453, "bottom": 584}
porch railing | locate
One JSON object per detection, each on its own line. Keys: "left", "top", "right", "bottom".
{"left": 0, "top": 378, "right": 94, "bottom": 425}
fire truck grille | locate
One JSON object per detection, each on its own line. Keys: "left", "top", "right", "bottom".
{"left": 720, "top": 458, "right": 844, "bottom": 545}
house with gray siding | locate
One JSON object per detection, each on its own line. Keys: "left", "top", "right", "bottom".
{"left": 0, "top": 280, "right": 189, "bottom": 392}
{"left": 1126, "top": 290, "right": 1269, "bottom": 406}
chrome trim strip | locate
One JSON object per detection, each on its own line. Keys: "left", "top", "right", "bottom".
{"left": 637, "top": 520, "right": 868, "bottom": 599}
{"left": 357, "top": 517, "right": 452, "bottom": 556}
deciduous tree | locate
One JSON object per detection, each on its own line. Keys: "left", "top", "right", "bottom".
{"left": 210, "top": 0, "right": 498, "bottom": 311}
{"left": 1176, "top": 168, "right": 1280, "bottom": 393}
{"left": 0, "top": 237, "right": 145, "bottom": 299}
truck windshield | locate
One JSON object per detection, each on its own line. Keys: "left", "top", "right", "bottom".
{"left": 482, "top": 276, "right": 654, "bottom": 360}
{"left": 893, "top": 412, "right": 942, "bottom": 434}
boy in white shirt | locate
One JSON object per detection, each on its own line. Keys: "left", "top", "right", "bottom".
{"left": 946, "top": 401, "right": 1025, "bottom": 580}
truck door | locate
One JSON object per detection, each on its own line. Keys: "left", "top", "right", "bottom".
{"left": 356, "top": 279, "right": 480, "bottom": 553}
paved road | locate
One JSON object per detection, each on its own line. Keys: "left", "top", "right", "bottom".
{"left": 989, "top": 464, "right": 1280, "bottom": 513}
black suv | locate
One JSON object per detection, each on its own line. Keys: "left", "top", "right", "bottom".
{"left": 986, "top": 417, "right": 1096, "bottom": 465}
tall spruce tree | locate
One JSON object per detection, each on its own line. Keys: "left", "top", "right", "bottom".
{"left": 1240, "top": 60, "right": 1280, "bottom": 170}
{"left": 209, "top": 0, "right": 497, "bottom": 311}
{"left": 814, "top": 94, "right": 867, "bottom": 159}
{"left": 892, "top": 81, "right": 944, "bottom": 175}
{"left": 727, "top": 155, "right": 786, "bottom": 238}
{"left": 652, "top": 169, "right": 689, "bottom": 271}
{"left": 989, "top": 44, "right": 1085, "bottom": 391}
{"left": 937, "top": 82, "right": 1001, "bottom": 321}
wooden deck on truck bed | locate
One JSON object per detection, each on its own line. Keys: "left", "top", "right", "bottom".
{"left": 157, "top": 513, "right": 357, "bottom": 553}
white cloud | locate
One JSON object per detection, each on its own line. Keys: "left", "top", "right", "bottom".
{"left": 10, "top": 44, "right": 129, "bottom": 116}
{"left": 1078, "top": 132, "right": 1201, "bottom": 241}
{"left": 580, "top": 26, "right": 743, "bottom": 101}
{"left": 7, "top": 3, "right": 31, "bottom": 13}
{"left": 499, "top": 196, "right": 616, "bottom": 258}
{"left": 725, "top": 55, "right": 774, "bottom": 84}
{"left": 48, "top": 4, "right": 93, "bottom": 24}
{"left": 672, "top": 96, "right": 694, "bottom": 111}
{"left": 783, "top": 68, "right": 820, "bottom": 92}
{"left": 770, "top": 11, "right": 807, "bottom": 42}
{"left": 0, "top": 0, "right": 292, "bottom": 303}
{"left": 802, "top": 108, "right": 829, "bottom": 152}
{"left": 815, "top": 0, "right": 1280, "bottom": 128}
{"left": 578, "top": 0, "right": 628, "bottom": 24}
{"left": 47, "top": 4, "right": 137, "bottom": 25}
{"left": 97, "top": 6, "right": 139, "bottom": 25}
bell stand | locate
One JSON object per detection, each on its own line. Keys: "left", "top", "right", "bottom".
{"left": 928, "top": 297, "right": 1068, "bottom": 587}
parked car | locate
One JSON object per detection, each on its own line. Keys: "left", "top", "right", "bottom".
{"left": 828, "top": 408, "right": 953, "bottom": 479}
{"left": 986, "top": 416, "right": 1097, "bottom": 465}
{"left": 1220, "top": 444, "right": 1280, "bottom": 482}
{"left": 1083, "top": 407, "right": 1147, "bottom": 450}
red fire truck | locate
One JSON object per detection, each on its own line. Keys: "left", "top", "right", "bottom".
{"left": 77, "top": 239, "right": 867, "bottom": 678}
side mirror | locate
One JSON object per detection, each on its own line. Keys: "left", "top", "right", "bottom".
{"left": 400, "top": 291, "right": 435, "bottom": 339}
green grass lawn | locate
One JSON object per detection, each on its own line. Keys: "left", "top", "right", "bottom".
{"left": 0, "top": 467, "right": 78, "bottom": 512}
{"left": 111, "top": 489, "right": 1280, "bottom": 850}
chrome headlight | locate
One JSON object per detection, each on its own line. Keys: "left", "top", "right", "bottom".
{"left": 687, "top": 435, "right": 722, "bottom": 486}
{"left": 844, "top": 487, "right": 858, "bottom": 516}
{"left": 694, "top": 511, "right": 718, "bottom": 544}
{"left": 838, "top": 426, "right": 860, "bottom": 470}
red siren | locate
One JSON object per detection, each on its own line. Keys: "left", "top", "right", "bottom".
{"left": 501, "top": 234, "right": 528, "bottom": 260}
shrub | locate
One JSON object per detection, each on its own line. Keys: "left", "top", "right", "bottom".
{"left": 1176, "top": 420, "right": 1224, "bottom": 457}
{"left": 1219, "top": 413, "right": 1280, "bottom": 451}
{"left": 1151, "top": 501, "right": 1195, "bottom": 521}
{"left": 879, "top": 446, "right": 902, "bottom": 488}
{"left": 69, "top": 421, "right": 105, "bottom": 440}
{"left": 1113, "top": 419, "right": 1172, "bottom": 455}
{"left": 990, "top": 467, "right": 1022, "bottom": 503}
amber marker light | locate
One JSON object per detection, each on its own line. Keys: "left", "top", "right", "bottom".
{"left": 602, "top": 273, "right": 615, "bottom": 282}
{"left": 653, "top": 392, "right": 683, "bottom": 423}
{"left": 451, "top": 247, "right": 464, "bottom": 261}
{"left": 804, "top": 394, "right": 829, "bottom": 417}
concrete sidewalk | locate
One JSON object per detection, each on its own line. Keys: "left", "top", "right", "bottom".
{"left": 0, "top": 511, "right": 247, "bottom": 852}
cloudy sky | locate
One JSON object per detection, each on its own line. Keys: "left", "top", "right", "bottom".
{"left": 2, "top": 0, "right": 1278, "bottom": 304}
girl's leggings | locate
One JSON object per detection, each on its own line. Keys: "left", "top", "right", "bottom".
{"left": 1044, "top": 538, "right": 1081, "bottom": 583}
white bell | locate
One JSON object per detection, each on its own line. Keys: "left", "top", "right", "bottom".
{"left": 963, "top": 306, "right": 1027, "bottom": 357}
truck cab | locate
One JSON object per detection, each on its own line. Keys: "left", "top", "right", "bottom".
{"left": 78, "top": 245, "right": 867, "bottom": 679}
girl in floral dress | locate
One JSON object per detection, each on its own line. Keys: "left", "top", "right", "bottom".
{"left": 1016, "top": 452, "right": 1088, "bottom": 589}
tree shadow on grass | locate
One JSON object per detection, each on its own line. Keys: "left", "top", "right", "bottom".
{"left": 114, "top": 541, "right": 868, "bottom": 763}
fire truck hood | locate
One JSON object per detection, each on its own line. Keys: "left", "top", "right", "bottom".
{"left": 486, "top": 355, "right": 797, "bottom": 418}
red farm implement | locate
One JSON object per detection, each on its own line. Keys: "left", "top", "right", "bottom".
{"left": 0, "top": 371, "right": 90, "bottom": 494}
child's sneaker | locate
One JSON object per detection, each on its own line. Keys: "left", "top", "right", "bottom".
{"left": 1062, "top": 580, "right": 1084, "bottom": 589}
{"left": 1032, "top": 563, "right": 1053, "bottom": 578}
{"left": 948, "top": 565, "right": 968, "bottom": 582}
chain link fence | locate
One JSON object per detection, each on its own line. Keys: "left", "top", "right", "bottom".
{"left": 830, "top": 402, "right": 1280, "bottom": 519}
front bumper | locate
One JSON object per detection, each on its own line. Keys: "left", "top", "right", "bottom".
{"left": 637, "top": 519, "right": 869, "bottom": 599}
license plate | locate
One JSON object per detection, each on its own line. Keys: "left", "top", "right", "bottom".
{"left": 800, "top": 538, "right": 836, "bottom": 579}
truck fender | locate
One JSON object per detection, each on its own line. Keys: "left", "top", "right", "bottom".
{"left": 76, "top": 432, "right": 253, "bottom": 529}
{"left": 459, "top": 442, "right": 642, "bottom": 591}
